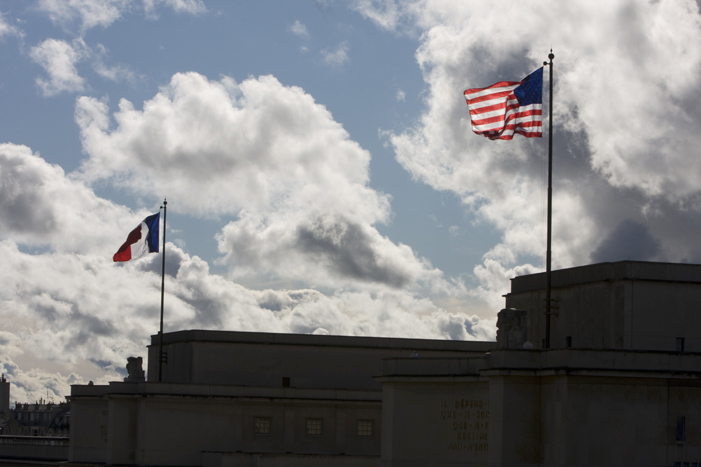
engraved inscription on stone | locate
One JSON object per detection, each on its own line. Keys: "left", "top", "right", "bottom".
{"left": 440, "top": 398, "right": 489, "bottom": 452}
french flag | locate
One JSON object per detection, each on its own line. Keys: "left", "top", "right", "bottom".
{"left": 113, "top": 213, "right": 160, "bottom": 262}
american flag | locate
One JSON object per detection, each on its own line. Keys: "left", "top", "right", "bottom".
{"left": 464, "top": 67, "right": 543, "bottom": 140}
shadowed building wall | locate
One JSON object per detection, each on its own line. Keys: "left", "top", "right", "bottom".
{"left": 66, "top": 261, "right": 701, "bottom": 467}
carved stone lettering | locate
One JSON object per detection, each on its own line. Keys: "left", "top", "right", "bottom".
{"left": 439, "top": 398, "right": 489, "bottom": 452}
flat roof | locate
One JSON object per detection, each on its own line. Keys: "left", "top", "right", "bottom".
{"left": 509, "top": 261, "right": 701, "bottom": 294}
{"left": 150, "top": 329, "right": 496, "bottom": 352}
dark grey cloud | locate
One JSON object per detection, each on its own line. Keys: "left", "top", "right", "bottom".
{"left": 257, "top": 291, "right": 286, "bottom": 312}
{"left": 88, "top": 358, "right": 126, "bottom": 376}
{"left": 75, "top": 314, "right": 117, "bottom": 338}
{"left": 591, "top": 219, "right": 661, "bottom": 263}
{"left": 66, "top": 374, "right": 80, "bottom": 384}
{"left": 174, "top": 293, "right": 226, "bottom": 329}
{"left": 0, "top": 154, "right": 57, "bottom": 237}
{"left": 257, "top": 289, "right": 326, "bottom": 313}
{"left": 88, "top": 359, "right": 113, "bottom": 370}
{"left": 30, "top": 296, "right": 117, "bottom": 340}
{"left": 440, "top": 317, "right": 469, "bottom": 340}
{"left": 296, "top": 217, "right": 411, "bottom": 288}
{"left": 0, "top": 143, "right": 145, "bottom": 254}
{"left": 135, "top": 242, "right": 184, "bottom": 277}
{"left": 2, "top": 360, "right": 19, "bottom": 377}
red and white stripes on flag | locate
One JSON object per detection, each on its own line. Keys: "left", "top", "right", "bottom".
{"left": 464, "top": 67, "right": 543, "bottom": 141}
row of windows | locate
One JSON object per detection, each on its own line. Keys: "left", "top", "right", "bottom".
{"left": 14, "top": 412, "right": 53, "bottom": 421}
{"left": 253, "top": 417, "right": 374, "bottom": 438}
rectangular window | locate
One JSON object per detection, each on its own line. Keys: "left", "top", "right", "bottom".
{"left": 676, "top": 416, "right": 685, "bottom": 443}
{"left": 357, "top": 420, "right": 374, "bottom": 437}
{"left": 306, "top": 418, "right": 322, "bottom": 436}
{"left": 254, "top": 417, "right": 271, "bottom": 435}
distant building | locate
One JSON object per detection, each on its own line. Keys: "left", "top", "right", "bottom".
{"left": 0, "top": 374, "right": 9, "bottom": 417}
{"left": 0, "top": 375, "right": 70, "bottom": 463}
{"left": 6, "top": 261, "right": 701, "bottom": 466}
{"left": 2, "top": 400, "right": 70, "bottom": 437}
{"left": 0, "top": 376, "right": 70, "bottom": 438}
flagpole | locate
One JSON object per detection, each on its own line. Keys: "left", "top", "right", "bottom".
{"left": 158, "top": 199, "right": 167, "bottom": 382}
{"left": 544, "top": 51, "right": 554, "bottom": 349}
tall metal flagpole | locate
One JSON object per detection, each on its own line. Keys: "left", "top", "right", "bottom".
{"left": 544, "top": 51, "right": 554, "bottom": 349}
{"left": 158, "top": 199, "right": 167, "bottom": 382}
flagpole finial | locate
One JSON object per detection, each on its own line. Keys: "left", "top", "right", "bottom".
{"left": 549, "top": 51, "right": 554, "bottom": 60}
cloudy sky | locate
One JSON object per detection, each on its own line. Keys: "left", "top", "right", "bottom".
{"left": 1, "top": 0, "right": 700, "bottom": 403}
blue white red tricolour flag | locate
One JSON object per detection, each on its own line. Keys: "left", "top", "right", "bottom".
{"left": 113, "top": 213, "right": 160, "bottom": 262}
{"left": 464, "top": 68, "right": 543, "bottom": 140}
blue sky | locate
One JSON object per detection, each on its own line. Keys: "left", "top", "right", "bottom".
{"left": 0, "top": 0, "right": 495, "bottom": 278}
{"left": 1, "top": 0, "right": 701, "bottom": 402}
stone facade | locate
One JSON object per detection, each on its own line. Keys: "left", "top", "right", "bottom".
{"left": 504, "top": 261, "right": 701, "bottom": 351}
{"left": 63, "top": 261, "right": 701, "bottom": 467}
{"left": 69, "top": 332, "right": 491, "bottom": 466}
{"left": 380, "top": 350, "right": 701, "bottom": 466}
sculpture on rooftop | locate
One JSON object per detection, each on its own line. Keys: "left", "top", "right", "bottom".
{"left": 496, "top": 308, "right": 529, "bottom": 349}
{"left": 124, "top": 356, "right": 146, "bottom": 383}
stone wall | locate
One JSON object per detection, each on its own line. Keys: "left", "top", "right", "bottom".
{"left": 70, "top": 382, "right": 382, "bottom": 466}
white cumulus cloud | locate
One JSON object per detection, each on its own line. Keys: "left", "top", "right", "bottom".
{"left": 37, "top": 0, "right": 133, "bottom": 31}
{"left": 29, "top": 38, "right": 87, "bottom": 96}
{"left": 73, "top": 72, "right": 482, "bottom": 300}
{"left": 0, "top": 143, "right": 145, "bottom": 254}
{"left": 289, "top": 20, "right": 309, "bottom": 38}
{"left": 0, "top": 12, "right": 23, "bottom": 39}
{"left": 37, "top": 0, "right": 206, "bottom": 31}
{"left": 321, "top": 41, "right": 350, "bottom": 66}
{"left": 92, "top": 43, "right": 137, "bottom": 83}
{"left": 356, "top": 0, "right": 701, "bottom": 302}
{"left": 143, "top": 0, "right": 207, "bottom": 17}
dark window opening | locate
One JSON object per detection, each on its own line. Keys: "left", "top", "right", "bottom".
{"left": 676, "top": 337, "right": 685, "bottom": 353}
{"left": 676, "top": 416, "right": 685, "bottom": 444}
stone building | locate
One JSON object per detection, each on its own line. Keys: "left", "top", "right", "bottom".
{"left": 60, "top": 261, "right": 701, "bottom": 466}
{"left": 0, "top": 395, "right": 70, "bottom": 437}
{"left": 383, "top": 261, "right": 701, "bottom": 466}
{"left": 0, "top": 385, "right": 70, "bottom": 463}
{"left": 0, "top": 374, "right": 9, "bottom": 417}
{"left": 69, "top": 332, "right": 492, "bottom": 466}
